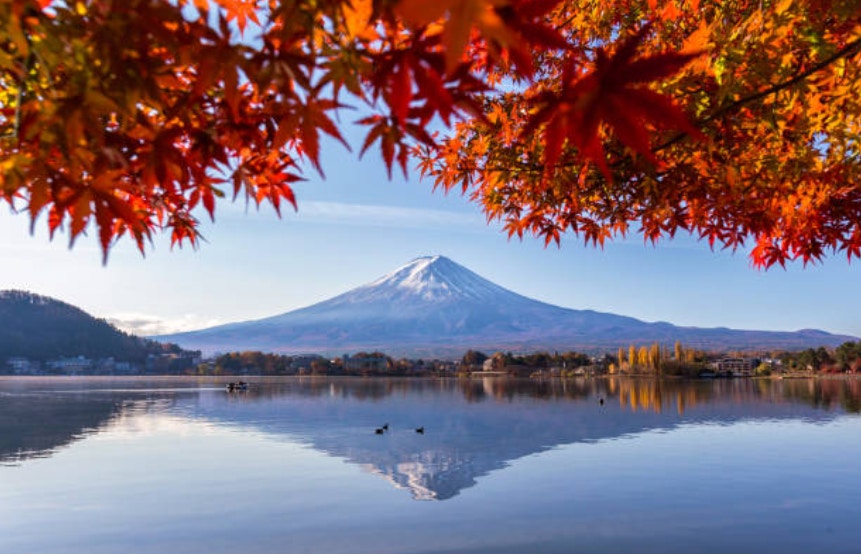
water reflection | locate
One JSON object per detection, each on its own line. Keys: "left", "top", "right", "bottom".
{"left": 1, "top": 377, "right": 859, "bottom": 500}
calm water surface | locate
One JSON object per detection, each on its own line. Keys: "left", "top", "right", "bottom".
{"left": 1, "top": 376, "right": 860, "bottom": 553}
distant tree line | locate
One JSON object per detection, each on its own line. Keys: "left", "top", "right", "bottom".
{"left": 182, "top": 341, "right": 861, "bottom": 378}
{"left": 461, "top": 350, "right": 595, "bottom": 377}
{"left": 612, "top": 341, "right": 711, "bottom": 376}
{"left": 201, "top": 351, "right": 455, "bottom": 377}
{"left": 611, "top": 340, "right": 861, "bottom": 376}
{"left": 779, "top": 342, "right": 861, "bottom": 374}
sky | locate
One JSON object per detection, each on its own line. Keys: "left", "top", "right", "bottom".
{"left": 1, "top": 128, "right": 860, "bottom": 342}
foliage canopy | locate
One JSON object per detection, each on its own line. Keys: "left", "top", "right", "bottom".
{"left": 1, "top": 0, "right": 859, "bottom": 266}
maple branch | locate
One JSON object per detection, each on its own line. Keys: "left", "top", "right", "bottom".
{"left": 467, "top": 38, "right": 861, "bottom": 180}
{"left": 1, "top": 9, "right": 41, "bottom": 141}
{"left": 657, "top": 37, "right": 861, "bottom": 152}
{"left": 718, "top": 39, "right": 861, "bottom": 118}
{"left": 10, "top": 51, "right": 32, "bottom": 140}
{"left": 0, "top": 70, "right": 24, "bottom": 142}
{"left": 472, "top": 37, "right": 861, "bottom": 182}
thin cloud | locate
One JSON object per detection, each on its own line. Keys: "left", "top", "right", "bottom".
{"left": 107, "top": 313, "right": 222, "bottom": 337}
{"left": 221, "top": 200, "right": 492, "bottom": 231}
{"left": 297, "top": 201, "right": 491, "bottom": 230}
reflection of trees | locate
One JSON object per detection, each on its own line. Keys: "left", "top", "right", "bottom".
{"left": 0, "top": 392, "right": 166, "bottom": 463}
{"left": 778, "top": 378, "right": 861, "bottom": 413}
{"left": 614, "top": 378, "right": 726, "bottom": 415}
{"left": 467, "top": 377, "right": 602, "bottom": 402}
{"left": 619, "top": 379, "right": 663, "bottom": 413}
{"left": 458, "top": 379, "right": 487, "bottom": 402}
{"left": 611, "top": 377, "right": 861, "bottom": 415}
{"left": 222, "top": 376, "right": 861, "bottom": 416}
{"left": 234, "top": 377, "right": 495, "bottom": 403}
{"left": 4, "top": 376, "right": 860, "bottom": 468}
{"left": 232, "top": 376, "right": 605, "bottom": 404}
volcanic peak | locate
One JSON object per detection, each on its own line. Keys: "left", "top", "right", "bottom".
{"left": 359, "top": 255, "right": 513, "bottom": 303}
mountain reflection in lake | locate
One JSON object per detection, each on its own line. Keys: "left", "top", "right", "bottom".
{"left": 1, "top": 376, "right": 860, "bottom": 554}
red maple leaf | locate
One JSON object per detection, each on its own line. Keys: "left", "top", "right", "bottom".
{"left": 524, "top": 23, "right": 706, "bottom": 180}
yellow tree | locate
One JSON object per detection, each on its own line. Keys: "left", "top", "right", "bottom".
{"left": 685, "top": 348, "right": 697, "bottom": 364}
{"left": 649, "top": 342, "right": 662, "bottom": 373}
{"left": 637, "top": 345, "right": 650, "bottom": 369}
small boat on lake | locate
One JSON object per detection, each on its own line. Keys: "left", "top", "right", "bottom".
{"left": 226, "top": 381, "right": 249, "bottom": 392}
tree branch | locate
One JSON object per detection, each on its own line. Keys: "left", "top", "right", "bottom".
{"left": 657, "top": 37, "right": 861, "bottom": 152}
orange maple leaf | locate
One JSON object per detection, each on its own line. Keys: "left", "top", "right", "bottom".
{"left": 221, "top": 0, "right": 260, "bottom": 33}
{"left": 342, "top": 0, "right": 376, "bottom": 40}
{"left": 396, "top": 0, "right": 565, "bottom": 74}
{"left": 524, "top": 23, "right": 706, "bottom": 180}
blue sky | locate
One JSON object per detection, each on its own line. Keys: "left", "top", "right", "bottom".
{"left": 1, "top": 129, "right": 860, "bottom": 342}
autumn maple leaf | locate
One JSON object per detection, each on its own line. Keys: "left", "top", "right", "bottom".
{"left": 220, "top": 0, "right": 260, "bottom": 33}
{"left": 396, "top": 0, "right": 566, "bottom": 74}
{"left": 524, "top": 23, "right": 706, "bottom": 180}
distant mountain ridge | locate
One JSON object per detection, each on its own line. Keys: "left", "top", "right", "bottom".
{"left": 0, "top": 290, "right": 171, "bottom": 363}
{"left": 154, "top": 256, "right": 857, "bottom": 357}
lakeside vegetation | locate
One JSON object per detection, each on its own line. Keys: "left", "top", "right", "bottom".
{"left": 7, "top": 340, "right": 861, "bottom": 378}
{"left": 0, "top": 290, "right": 200, "bottom": 374}
{"left": 167, "top": 340, "right": 861, "bottom": 379}
{"left": 2, "top": 291, "right": 858, "bottom": 381}
{"left": 5, "top": 293, "right": 856, "bottom": 379}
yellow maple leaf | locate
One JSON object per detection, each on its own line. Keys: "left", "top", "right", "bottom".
{"left": 343, "top": 0, "right": 377, "bottom": 41}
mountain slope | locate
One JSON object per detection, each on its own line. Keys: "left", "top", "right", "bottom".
{"left": 154, "top": 256, "right": 857, "bottom": 357}
{"left": 1, "top": 290, "right": 165, "bottom": 362}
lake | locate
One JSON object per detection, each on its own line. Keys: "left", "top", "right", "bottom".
{"left": 1, "top": 376, "right": 860, "bottom": 553}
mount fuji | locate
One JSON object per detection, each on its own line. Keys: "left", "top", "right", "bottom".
{"left": 154, "top": 255, "right": 855, "bottom": 357}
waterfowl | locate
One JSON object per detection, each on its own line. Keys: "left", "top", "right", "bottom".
{"left": 415, "top": 427, "right": 424, "bottom": 434}
{"left": 375, "top": 428, "right": 385, "bottom": 435}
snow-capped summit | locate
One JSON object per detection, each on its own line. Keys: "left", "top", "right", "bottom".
{"left": 345, "top": 255, "right": 516, "bottom": 303}
{"left": 154, "top": 256, "right": 856, "bottom": 357}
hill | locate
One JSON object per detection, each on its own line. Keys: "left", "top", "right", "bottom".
{"left": 0, "top": 290, "right": 178, "bottom": 363}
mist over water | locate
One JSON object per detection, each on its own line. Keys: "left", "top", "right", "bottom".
{"left": 1, "top": 376, "right": 860, "bottom": 553}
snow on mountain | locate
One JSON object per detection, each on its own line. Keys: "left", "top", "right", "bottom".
{"left": 361, "top": 255, "right": 515, "bottom": 302}
{"left": 153, "top": 256, "right": 857, "bottom": 357}
{"left": 285, "top": 255, "right": 558, "bottom": 317}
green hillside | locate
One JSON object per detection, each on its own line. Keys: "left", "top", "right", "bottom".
{"left": 0, "top": 290, "right": 176, "bottom": 362}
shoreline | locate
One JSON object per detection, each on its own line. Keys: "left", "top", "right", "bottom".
{"left": 2, "top": 373, "right": 860, "bottom": 382}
